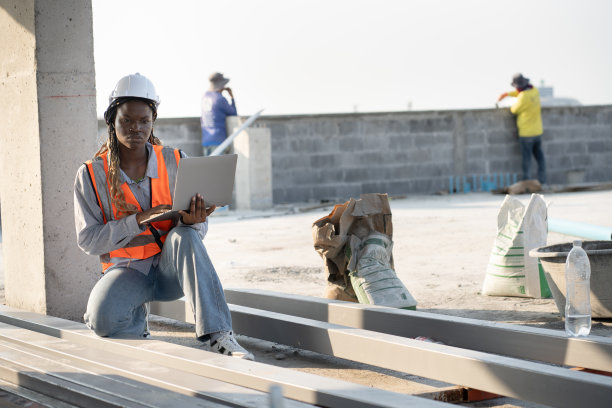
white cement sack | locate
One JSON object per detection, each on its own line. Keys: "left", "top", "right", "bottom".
{"left": 347, "top": 233, "right": 417, "bottom": 309}
{"left": 482, "top": 194, "right": 551, "bottom": 298}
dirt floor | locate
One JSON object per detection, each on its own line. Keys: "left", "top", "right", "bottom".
{"left": 0, "top": 189, "right": 610, "bottom": 407}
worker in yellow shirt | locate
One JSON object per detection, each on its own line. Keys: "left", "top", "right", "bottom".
{"left": 498, "top": 73, "right": 547, "bottom": 186}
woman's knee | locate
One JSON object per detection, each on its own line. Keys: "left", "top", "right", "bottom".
{"left": 166, "top": 226, "right": 203, "bottom": 251}
{"left": 84, "top": 300, "right": 146, "bottom": 337}
{"left": 168, "top": 225, "right": 199, "bottom": 240}
{"left": 84, "top": 304, "right": 115, "bottom": 337}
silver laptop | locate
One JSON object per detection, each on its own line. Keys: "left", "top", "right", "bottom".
{"left": 140, "top": 154, "right": 237, "bottom": 224}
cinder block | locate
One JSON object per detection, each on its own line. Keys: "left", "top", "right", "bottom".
{"left": 312, "top": 185, "right": 339, "bottom": 201}
{"left": 362, "top": 118, "right": 388, "bottom": 136}
{"left": 288, "top": 120, "right": 316, "bottom": 137}
{"left": 342, "top": 168, "right": 372, "bottom": 183}
{"left": 338, "top": 120, "right": 361, "bottom": 136}
{"left": 266, "top": 120, "right": 288, "bottom": 140}
{"left": 411, "top": 179, "right": 434, "bottom": 193}
{"left": 413, "top": 133, "right": 440, "bottom": 147}
{"left": 546, "top": 142, "right": 567, "bottom": 156}
{"left": 565, "top": 141, "right": 588, "bottom": 155}
{"left": 310, "top": 154, "right": 337, "bottom": 168}
{"left": 355, "top": 151, "right": 386, "bottom": 164}
{"left": 587, "top": 167, "right": 612, "bottom": 182}
{"left": 409, "top": 118, "right": 435, "bottom": 133}
{"left": 486, "top": 144, "right": 514, "bottom": 158}
{"left": 388, "top": 134, "right": 414, "bottom": 149}
{"left": 338, "top": 136, "right": 365, "bottom": 152}
{"left": 486, "top": 129, "right": 512, "bottom": 145}
{"left": 431, "top": 147, "right": 453, "bottom": 162}
{"left": 571, "top": 155, "right": 591, "bottom": 167}
{"left": 289, "top": 138, "right": 318, "bottom": 152}
{"left": 336, "top": 183, "right": 362, "bottom": 199}
{"left": 386, "top": 118, "right": 413, "bottom": 134}
{"left": 278, "top": 186, "right": 311, "bottom": 203}
{"left": 466, "top": 131, "right": 486, "bottom": 145}
{"left": 362, "top": 181, "right": 391, "bottom": 194}
{"left": 489, "top": 159, "right": 516, "bottom": 173}
{"left": 466, "top": 161, "right": 486, "bottom": 174}
{"left": 542, "top": 111, "right": 568, "bottom": 127}
{"left": 587, "top": 141, "right": 610, "bottom": 153}
{"left": 462, "top": 115, "right": 481, "bottom": 131}
{"left": 271, "top": 137, "right": 289, "bottom": 152}
{"left": 391, "top": 151, "right": 410, "bottom": 162}
{"left": 311, "top": 120, "right": 339, "bottom": 137}
{"left": 407, "top": 148, "right": 433, "bottom": 163}
{"left": 595, "top": 108, "right": 612, "bottom": 124}
{"left": 466, "top": 147, "right": 484, "bottom": 160}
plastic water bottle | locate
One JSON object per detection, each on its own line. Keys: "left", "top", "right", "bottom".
{"left": 564, "top": 240, "right": 591, "bottom": 337}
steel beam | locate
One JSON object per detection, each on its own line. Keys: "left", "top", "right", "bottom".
{"left": 0, "top": 353, "right": 151, "bottom": 408}
{"left": 0, "top": 378, "right": 78, "bottom": 408}
{"left": 221, "top": 288, "right": 612, "bottom": 372}
{"left": 151, "top": 298, "right": 612, "bottom": 408}
{"left": 0, "top": 305, "right": 448, "bottom": 408}
{"left": 0, "top": 342, "right": 223, "bottom": 408}
{"left": 0, "top": 323, "right": 296, "bottom": 408}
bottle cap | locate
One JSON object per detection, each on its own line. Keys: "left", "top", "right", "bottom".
{"left": 573, "top": 240, "right": 582, "bottom": 247}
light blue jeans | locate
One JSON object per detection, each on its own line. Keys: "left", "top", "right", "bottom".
{"left": 84, "top": 226, "right": 232, "bottom": 340}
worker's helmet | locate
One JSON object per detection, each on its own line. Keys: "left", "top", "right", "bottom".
{"left": 109, "top": 73, "right": 160, "bottom": 106}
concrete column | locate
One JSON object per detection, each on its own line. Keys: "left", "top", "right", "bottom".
{"left": 227, "top": 117, "right": 273, "bottom": 210}
{"left": 0, "top": 1, "right": 99, "bottom": 320}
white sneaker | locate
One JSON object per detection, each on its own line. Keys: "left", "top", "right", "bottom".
{"left": 210, "top": 331, "right": 254, "bottom": 361}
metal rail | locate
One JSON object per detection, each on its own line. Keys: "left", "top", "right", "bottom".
{"left": 151, "top": 300, "right": 612, "bottom": 408}
{"left": 0, "top": 323, "right": 283, "bottom": 408}
{"left": 222, "top": 288, "right": 612, "bottom": 372}
{"left": 0, "top": 305, "right": 447, "bottom": 408}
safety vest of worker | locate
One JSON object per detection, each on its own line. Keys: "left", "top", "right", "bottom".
{"left": 85, "top": 144, "right": 181, "bottom": 273}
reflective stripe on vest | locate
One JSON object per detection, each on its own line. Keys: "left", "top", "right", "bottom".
{"left": 85, "top": 145, "right": 181, "bottom": 272}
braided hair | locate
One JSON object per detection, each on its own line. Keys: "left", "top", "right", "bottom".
{"left": 96, "top": 97, "right": 163, "bottom": 217}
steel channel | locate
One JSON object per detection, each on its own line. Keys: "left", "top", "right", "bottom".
{"left": 222, "top": 288, "right": 612, "bottom": 372}
{"left": 0, "top": 377, "right": 78, "bottom": 408}
{"left": 0, "top": 322, "right": 306, "bottom": 408}
{"left": 224, "top": 304, "right": 612, "bottom": 408}
{"left": 150, "top": 298, "right": 612, "bottom": 408}
{"left": 0, "top": 343, "right": 214, "bottom": 408}
{"left": 0, "top": 355, "right": 149, "bottom": 408}
{"left": 0, "top": 305, "right": 449, "bottom": 408}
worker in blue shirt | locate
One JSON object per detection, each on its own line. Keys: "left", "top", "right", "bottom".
{"left": 200, "top": 72, "right": 237, "bottom": 155}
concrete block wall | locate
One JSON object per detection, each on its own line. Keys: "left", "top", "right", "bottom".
{"left": 98, "top": 105, "right": 612, "bottom": 204}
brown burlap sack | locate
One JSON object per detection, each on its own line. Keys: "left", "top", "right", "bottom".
{"left": 312, "top": 193, "right": 393, "bottom": 301}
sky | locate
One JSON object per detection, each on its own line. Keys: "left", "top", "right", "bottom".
{"left": 92, "top": 0, "right": 612, "bottom": 118}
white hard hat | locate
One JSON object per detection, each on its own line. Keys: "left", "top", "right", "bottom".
{"left": 108, "top": 73, "right": 161, "bottom": 106}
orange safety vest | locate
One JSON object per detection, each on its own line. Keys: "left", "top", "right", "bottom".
{"left": 85, "top": 145, "right": 181, "bottom": 272}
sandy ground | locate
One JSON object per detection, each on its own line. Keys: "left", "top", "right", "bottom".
{"left": 206, "top": 190, "right": 611, "bottom": 331}
{"left": 0, "top": 190, "right": 610, "bottom": 407}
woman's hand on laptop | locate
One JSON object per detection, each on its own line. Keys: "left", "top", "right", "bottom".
{"left": 179, "top": 194, "right": 216, "bottom": 225}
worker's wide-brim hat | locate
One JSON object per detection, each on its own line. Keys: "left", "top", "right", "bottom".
{"left": 209, "top": 72, "right": 230, "bottom": 90}
{"left": 511, "top": 73, "right": 530, "bottom": 88}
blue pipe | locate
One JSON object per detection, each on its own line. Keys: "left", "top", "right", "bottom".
{"left": 548, "top": 218, "right": 612, "bottom": 241}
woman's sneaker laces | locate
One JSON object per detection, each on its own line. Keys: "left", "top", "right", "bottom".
{"left": 210, "top": 331, "right": 254, "bottom": 361}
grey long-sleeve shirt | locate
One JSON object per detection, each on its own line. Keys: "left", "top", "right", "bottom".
{"left": 74, "top": 143, "right": 207, "bottom": 275}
